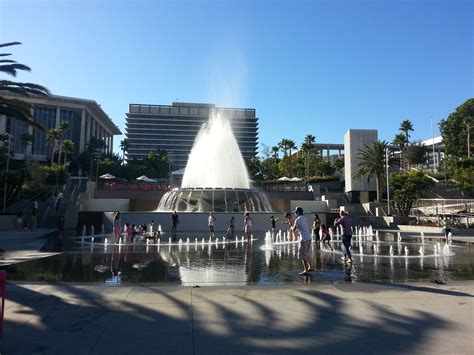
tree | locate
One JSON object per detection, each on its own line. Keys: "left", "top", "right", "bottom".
{"left": 400, "top": 120, "right": 414, "bottom": 143}
{"left": 450, "top": 158, "right": 474, "bottom": 198}
{"left": 392, "top": 133, "right": 408, "bottom": 171}
{"left": 20, "top": 132, "right": 33, "bottom": 159}
{"left": 245, "top": 156, "right": 262, "bottom": 180}
{"left": 390, "top": 171, "right": 433, "bottom": 216}
{"left": 314, "top": 157, "right": 334, "bottom": 177}
{"left": 300, "top": 134, "right": 316, "bottom": 179}
{"left": 271, "top": 146, "right": 279, "bottom": 161}
{"left": 334, "top": 157, "right": 344, "bottom": 180}
{"left": 85, "top": 137, "right": 107, "bottom": 179}
{"left": 0, "top": 42, "right": 50, "bottom": 130}
{"left": 46, "top": 128, "right": 60, "bottom": 166}
{"left": 439, "top": 98, "right": 474, "bottom": 159}
{"left": 57, "top": 121, "right": 70, "bottom": 165}
{"left": 278, "top": 138, "right": 296, "bottom": 176}
{"left": 406, "top": 143, "right": 427, "bottom": 167}
{"left": 61, "top": 139, "right": 75, "bottom": 166}
{"left": 120, "top": 139, "right": 130, "bottom": 163}
{"left": 354, "top": 140, "right": 396, "bottom": 202}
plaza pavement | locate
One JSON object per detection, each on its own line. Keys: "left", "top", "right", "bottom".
{"left": 1, "top": 280, "right": 473, "bottom": 354}
{"left": 0, "top": 229, "right": 58, "bottom": 267}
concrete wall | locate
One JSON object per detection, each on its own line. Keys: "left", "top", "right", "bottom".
{"left": 289, "top": 200, "right": 329, "bottom": 214}
{"left": 95, "top": 190, "right": 167, "bottom": 201}
{"left": 344, "top": 129, "right": 377, "bottom": 193}
{"left": 80, "top": 199, "right": 129, "bottom": 212}
{"left": 0, "top": 215, "right": 16, "bottom": 230}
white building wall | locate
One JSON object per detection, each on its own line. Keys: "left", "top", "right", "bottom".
{"left": 344, "top": 129, "right": 378, "bottom": 192}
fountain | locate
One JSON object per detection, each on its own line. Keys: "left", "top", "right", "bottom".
{"left": 157, "top": 112, "right": 272, "bottom": 212}
{"left": 389, "top": 245, "right": 394, "bottom": 257}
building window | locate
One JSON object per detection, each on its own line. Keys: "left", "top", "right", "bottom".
{"left": 33, "top": 106, "right": 56, "bottom": 156}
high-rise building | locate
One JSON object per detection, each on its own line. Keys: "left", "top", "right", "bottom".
{"left": 125, "top": 102, "right": 259, "bottom": 171}
{"left": 0, "top": 94, "right": 121, "bottom": 160}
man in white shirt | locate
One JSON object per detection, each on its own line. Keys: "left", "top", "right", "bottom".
{"left": 292, "top": 207, "right": 314, "bottom": 275}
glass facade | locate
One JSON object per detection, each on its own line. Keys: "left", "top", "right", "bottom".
{"left": 60, "top": 109, "right": 81, "bottom": 152}
{"left": 7, "top": 117, "right": 29, "bottom": 154}
{"left": 33, "top": 106, "right": 56, "bottom": 156}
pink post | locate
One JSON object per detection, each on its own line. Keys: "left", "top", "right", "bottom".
{"left": 0, "top": 270, "right": 6, "bottom": 337}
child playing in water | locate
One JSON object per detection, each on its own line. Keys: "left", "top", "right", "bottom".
{"left": 282, "top": 212, "right": 298, "bottom": 241}
{"left": 320, "top": 224, "right": 333, "bottom": 251}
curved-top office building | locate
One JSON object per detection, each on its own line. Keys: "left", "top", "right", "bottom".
{"left": 125, "top": 102, "right": 259, "bottom": 171}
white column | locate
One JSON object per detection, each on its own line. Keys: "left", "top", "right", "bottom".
{"left": 55, "top": 106, "right": 61, "bottom": 127}
{"left": 27, "top": 124, "right": 33, "bottom": 156}
{"left": 79, "top": 109, "right": 86, "bottom": 152}
{"left": 110, "top": 135, "right": 114, "bottom": 155}
{"left": 91, "top": 118, "right": 96, "bottom": 137}
{"left": 86, "top": 114, "right": 91, "bottom": 143}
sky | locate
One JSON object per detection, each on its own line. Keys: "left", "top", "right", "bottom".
{"left": 1, "top": 0, "right": 473, "bottom": 156}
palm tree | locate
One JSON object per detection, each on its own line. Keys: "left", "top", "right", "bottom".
{"left": 286, "top": 140, "right": 296, "bottom": 177}
{"left": 400, "top": 120, "right": 414, "bottom": 143}
{"left": 354, "top": 140, "right": 396, "bottom": 202}
{"left": 278, "top": 139, "right": 290, "bottom": 157}
{"left": 300, "top": 134, "right": 316, "bottom": 178}
{"left": 0, "top": 42, "right": 50, "bottom": 130}
{"left": 271, "top": 146, "right": 279, "bottom": 161}
{"left": 120, "top": 139, "right": 130, "bottom": 162}
{"left": 392, "top": 133, "right": 408, "bottom": 171}
{"left": 57, "top": 121, "right": 70, "bottom": 165}
{"left": 19, "top": 132, "right": 33, "bottom": 159}
{"left": 61, "top": 139, "right": 75, "bottom": 166}
{"left": 46, "top": 128, "right": 60, "bottom": 166}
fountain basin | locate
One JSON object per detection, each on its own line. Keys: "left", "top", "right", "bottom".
{"left": 158, "top": 188, "right": 272, "bottom": 212}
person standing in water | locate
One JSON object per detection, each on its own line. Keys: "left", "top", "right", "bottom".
{"left": 292, "top": 207, "right": 314, "bottom": 275}
{"left": 113, "top": 212, "right": 122, "bottom": 244}
{"left": 334, "top": 211, "right": 353, "bottom": 264}
{"left": 208, "top": 212, "right": 216, "bottom": 238}
{"left": 171, "top": 211, "right": 179, "bottom": 239}
{"left": 312, "top": 214, "right": 321, "bottom": 242}
{"left": 270, "top": 216, "right": 277, "bottom": 234}
{"left": 244, "top": 212, "right": 253, "bottom": 242}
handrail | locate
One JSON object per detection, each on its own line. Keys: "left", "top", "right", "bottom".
{"left": 40, "top": 205, "right": 50, "bottom": 227}
{"left": 7, "top": 185, "right": 55, "bottom": 214}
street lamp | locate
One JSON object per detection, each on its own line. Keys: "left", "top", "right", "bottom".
{"left": 2, "top": 133, "right": 12, "bottom": 214}
{"left": 95, "top": 149, "right": 101, "bottom": 183}
{"left": 385, "top": 147, "right": 391, "bottom": 216}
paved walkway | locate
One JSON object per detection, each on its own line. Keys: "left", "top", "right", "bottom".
{"left": 1, "top": 281, "right": 472, "bottom": 354}
{"left": 0, "top": 229, "right": 58, "bottom": 266}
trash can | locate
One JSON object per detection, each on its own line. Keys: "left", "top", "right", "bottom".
{"left": 0, "top": 270, "right": 6, "bottom": 337}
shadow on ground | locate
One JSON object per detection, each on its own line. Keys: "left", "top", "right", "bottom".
{"left": 0, "top": 281, "right": 460, "bottom": 354}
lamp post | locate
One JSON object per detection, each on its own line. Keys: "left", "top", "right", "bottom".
{"left": 2, "top": 133, "right": 12, "bottom": 214}
{"left": 95, "top": 149, "right": 101, "bottom": 183}
{"left": 385, "top": 147, "right": 391, "bottom": 216}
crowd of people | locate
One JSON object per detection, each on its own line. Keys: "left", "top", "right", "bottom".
{"left": 110, "top": 208, "right": 354, "bottom": 276}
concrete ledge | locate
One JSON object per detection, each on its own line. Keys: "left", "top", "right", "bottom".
{"left": 0, "top": 215, "right": 16, "bottom": 230}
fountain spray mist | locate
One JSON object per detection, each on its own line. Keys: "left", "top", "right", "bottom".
{"left": 181, "top": 111, "right": 250, "bottom": 189}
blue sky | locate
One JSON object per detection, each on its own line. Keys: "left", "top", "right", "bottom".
{"left": 1, "top": 0, "right": 472, "bottom": 156}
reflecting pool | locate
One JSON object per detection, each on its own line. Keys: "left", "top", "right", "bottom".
{"left": 2, "top": 231, "right": 473, "bottom": 286}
